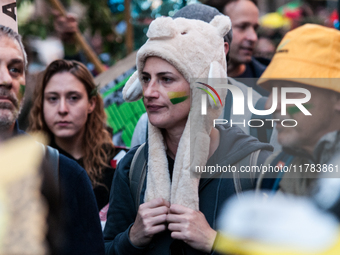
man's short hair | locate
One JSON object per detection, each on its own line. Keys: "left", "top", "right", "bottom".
{"left": 0, "top": 25, "right": 27, "bottom": 68}
{"left": 206, "top": 0, "right": 258, "bottom": 14}
{"left": 173, "top": 3, "right": 232, "bottom": 45}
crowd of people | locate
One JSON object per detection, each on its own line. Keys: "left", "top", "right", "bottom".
{"left": 1, "top": 0, "right": 340, "bottom": 254}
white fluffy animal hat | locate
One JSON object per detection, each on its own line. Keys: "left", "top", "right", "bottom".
{"left": 123, "top": 15, "right": 231, "bottom": 210}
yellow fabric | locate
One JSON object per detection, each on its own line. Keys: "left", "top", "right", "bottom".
{"left": 258, "top": 24, "right": 340, "bottom": 93}
{"left": 213, "top": 231, "right": 340, "bottom": 255}
{"left": 0, "top": 134, "right": 48, "bottom": 254}
{"left": 260, "top": 12, "right": 290, "bottom": 29}
{"left": 0, "top": 135, "right": 45, "bottom": 183}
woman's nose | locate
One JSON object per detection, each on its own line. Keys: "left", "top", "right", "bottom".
{"left": 143, "top": 79, "right": 160, "bottom": 99}
{"left": 58, "top": 98, "right": 69, "bottom": 114}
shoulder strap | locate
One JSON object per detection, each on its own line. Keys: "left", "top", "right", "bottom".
{"left": 260, "top": 151, "right": 295, "bottom": 191}
{"left": 129, "top": 143, "right": 147, "bottom": 210}
{"left": 44, "top": 145, "right": 60, "bottom": 194}
{"left": 224, "top": 91, "right": 233, "bottom": 122}
{"left": 233, "top": 149, "right": 261, "bottom": 196}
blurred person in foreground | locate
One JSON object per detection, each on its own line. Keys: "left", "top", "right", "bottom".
{"left": 0, "top": 25, "right": 104, "bottom": 254}
{"left": 255, "top": 24, "right": 340, "bottom": 197}
{"left": 213, "top": 191, "right": 340, "bottom": 255}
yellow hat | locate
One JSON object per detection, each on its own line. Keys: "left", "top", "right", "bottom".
{"left": 258, "top": 24, "right": 340, "bottom": 93}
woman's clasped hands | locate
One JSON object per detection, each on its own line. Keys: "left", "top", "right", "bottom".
{"left": 129, "top": 198, "right": 217, "bottom": 253}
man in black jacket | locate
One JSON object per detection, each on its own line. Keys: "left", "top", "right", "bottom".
{"left": 0, "top": 25, "right": 104, "bottom": 255}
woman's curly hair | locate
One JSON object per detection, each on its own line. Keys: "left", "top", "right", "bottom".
{"left": 29, "top": 59, "right": 115, "bottom": 187}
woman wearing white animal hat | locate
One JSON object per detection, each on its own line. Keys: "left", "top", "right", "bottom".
{"left": 104, "top": 8, "right": 273, "bottom": 255}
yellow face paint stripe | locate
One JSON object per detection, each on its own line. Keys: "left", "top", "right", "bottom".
{"left": 167, "top": 91, "right": 189, "bottom": 105}
{"left": 167, "top": 91, "right": 188, "bottom": 99}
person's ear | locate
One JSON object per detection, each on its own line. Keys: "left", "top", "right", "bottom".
{"left": 224, "top": 42, "right": 229, "bottom": 55}
{"left": 88, "top": 96, "right": 96, "bottom": 114}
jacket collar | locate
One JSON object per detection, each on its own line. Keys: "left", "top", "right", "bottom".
{"left": 313, "top": 131, "right": 340, "bottom": 164}
{"left": 12, "top": 121, "right": 26, "bottom": 137}
{"left": 282, "top": 131, "right": 340, "bottom": 164}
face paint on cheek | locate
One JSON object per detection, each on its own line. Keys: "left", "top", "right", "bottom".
{"left": 167, "top": 91, "right": 189, "bottom": 105}
{"left": 18, "top": 84, "right": 25, "bottom": 102}
{"left": 287, "top": 103, "right": 313, "bottom": 116}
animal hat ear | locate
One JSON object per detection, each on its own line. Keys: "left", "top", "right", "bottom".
{"left": 123, "top": 71, "right": 143, "bottom": 102}
{"left": 206, "top": 61, "right": 226, "bottom": 108}
{"left": 147, "top": 16, "right": 176, "bottom": 39}
{"left": 209, "top": 15, "right": 232, "bottom": 38}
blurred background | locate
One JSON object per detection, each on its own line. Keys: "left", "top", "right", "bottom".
{"left": 16, "top": 0, "right": 340, "bottom": 147}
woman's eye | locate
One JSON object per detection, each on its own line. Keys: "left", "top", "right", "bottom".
{"left": 69, "top": 96, "right": 79, "bottom": 102}
{"left": 162, "top": 77, "right": 173, "bottom": 84}
{"left": 141, "top": 76, "right": 150, "bottom": 84}
{"left": 47, "top": 97, "right": 57, "bottom": 103}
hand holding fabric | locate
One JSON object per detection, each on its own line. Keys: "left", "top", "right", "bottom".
{"left": 129, "top": 198, "right": 170, "bottom": 247}
{"left": 167, "top": 204, "right": 217, "bottom": 253}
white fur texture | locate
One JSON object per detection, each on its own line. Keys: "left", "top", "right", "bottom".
{"left": 209, "top": 15, "right": 232, "bottom": 38}
{"left": 124, "top": 15, "right": 231, "bottom": 210}
{"left": 147, "top": 17, "right": 177, "bottom": 39}
{"left": 122, "top": 71, "right": 143, "bottom": 102}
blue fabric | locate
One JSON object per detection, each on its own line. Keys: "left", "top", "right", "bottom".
{"left": 104, "top": 124, "right": 272, "bottom": 255}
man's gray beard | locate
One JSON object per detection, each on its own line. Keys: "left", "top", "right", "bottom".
{"left": 0, "top": 102, "right": 22, "bottom": 131}
{"left": 0, "top": 87, "right": 21, "bottom": 131}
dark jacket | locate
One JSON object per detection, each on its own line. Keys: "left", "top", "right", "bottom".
{"left": 13, "top": 123, "right": 105, "bottom": 255}
{"left": 50, "top": 140, "right": 115, "bottom": 210}
{"left": 104, "top": 124, "right": 272, "bottom": 255}
{"left": 236, "top": 57, "right": 267, "bottom": 79}
{"left": 236, "top": 57, "right": 269, "bottom": 96}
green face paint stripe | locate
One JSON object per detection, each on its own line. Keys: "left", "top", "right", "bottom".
{"left": 19, "top": 84, "right": 25, "bottom": 95}
{"left": 167, "top": 91, "right": 187, "bottom": 99}
{"left": 287, "top": 106, "right": 300, "bottom": 115}
{"left": 287, "top": 104, "right": 313, "bottom": 115}
{"left": 18, "top": 84, "right": 25, "bottom": 101}
{"left": 170, "top": 96, "right": 189, "bottom": 105}
{"left": 304, "top": 103, "right": 312, "bottom": 109}
{"left": 197, "top": 87, "right": 217, "bottom": 106}
{"left": 167, "top": 91, "right": 189, "bottom": 105}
